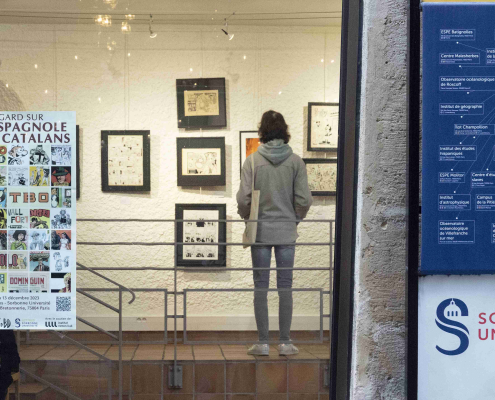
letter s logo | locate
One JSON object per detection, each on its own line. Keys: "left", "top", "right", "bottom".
{"left": 15, "top": 318, "right": 20, "bottom": 328}
{"left": 435, "top": 298, "right": 469, "bottom": 356}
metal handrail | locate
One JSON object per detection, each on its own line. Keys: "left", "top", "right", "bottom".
{"left": 77, "top": 262, "right": 136, "bottom": 304}
{"left": 23, "top": 217, "right": 334, "bottom": 396}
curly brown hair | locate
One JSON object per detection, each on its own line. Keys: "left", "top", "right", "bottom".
{"left": 258, "top": 110, "right": 290, "bottom": 144}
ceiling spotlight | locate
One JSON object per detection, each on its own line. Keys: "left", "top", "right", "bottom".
{"left": 125, "top": 14, "right": 135, "bottom": 20}
{"left": 103, "top": 0, "right": 118, "bottom": 9}
{"left": 149, "top": 14, "right": 157, "bottom": 38}
{"left": 221, "top": 19, "right": 234, "bottom": 40}
{"left": 102, "top": 16, "right": 111, "bottom": 26}
{"left": 121, "top": 21, "right": 131, "bottom": 33}
{"left": 95, "top": 15, "right": 111, "bottom": 26}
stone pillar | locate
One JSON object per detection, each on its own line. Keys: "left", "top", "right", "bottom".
{"left": 351, "top": 0, "right": 408, "bottom": 397}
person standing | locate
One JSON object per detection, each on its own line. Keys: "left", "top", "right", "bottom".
{"left": 0, "top": 330, "right": 20, "bottom": 400}
{"left": 237, "top": 110, "right": 313, "bottom": 356}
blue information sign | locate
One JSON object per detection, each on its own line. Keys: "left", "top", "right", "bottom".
{"left": 422, "top": 4, "right": 495, "bottom": 274}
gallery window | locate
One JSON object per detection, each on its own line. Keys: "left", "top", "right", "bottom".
{"left": 0, "top": 0, "right": 360, "bottom": 398}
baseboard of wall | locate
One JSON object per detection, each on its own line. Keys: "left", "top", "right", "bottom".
{"left": 76, "top": 315, "right": 323, "bottom": 331}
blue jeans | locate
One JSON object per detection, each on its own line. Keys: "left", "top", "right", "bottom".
{"left": 251, "top": 244, "right": 295, "bottom": 342}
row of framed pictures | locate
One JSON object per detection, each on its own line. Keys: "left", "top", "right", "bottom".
{"left": 176, "top": 78, "right": 339, "bottom": 152}
{"left": 238, "top": 131, "right": 337, "bottom": 196}
{"left": 99, "top": 131, "right": 337, "bottom": 196}
{"left": 177, "top": 135, "right": 337, "bottom": 196}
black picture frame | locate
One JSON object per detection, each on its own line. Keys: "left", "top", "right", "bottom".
{"left": 177, "top": 137, "right": 226, "bottom": 186}
{"left": 239, "top": 131, "right": 260, "bottom": 176}
{"left": 175, "top": 203, "right": 227, "bottom": 267}
{"left": 302, "top": 158, "right": 337, "bottom": 196}
{"left": 101, "top": 130, "right": 151, "bottom": 192}
{"left": 76, "top": 125, "right": 80, "bottom": 199}
{"left": 307, "top": 102, "right": 340, "bottom": 152}
{"left": 176, "top": 77, "right": 227, "bottom": 128}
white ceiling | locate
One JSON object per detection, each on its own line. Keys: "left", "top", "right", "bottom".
{"left": 0, "top": 0, "right": 342, "bottom": 26}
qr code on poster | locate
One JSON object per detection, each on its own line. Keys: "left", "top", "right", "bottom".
{"left": 56, "top": 296, "right": 71, "bottom": 312}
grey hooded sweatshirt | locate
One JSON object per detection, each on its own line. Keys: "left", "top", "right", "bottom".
{"left": 236, "top": 139, "right": 313, "bottom": 243}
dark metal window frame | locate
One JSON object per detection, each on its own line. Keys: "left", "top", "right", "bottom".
{"left": 406, "top": 0, "right": 421, "bottom": 398}
{"left": 330, "top": 0, "right": 362, "bottom": 397}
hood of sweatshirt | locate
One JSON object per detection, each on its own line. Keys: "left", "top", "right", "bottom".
{"left": 257, "top": 139, "right": 293, "bottom": 165}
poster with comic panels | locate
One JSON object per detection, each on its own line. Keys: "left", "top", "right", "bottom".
{"left": 0, "top": 111, "right": 76, "bottom": 330}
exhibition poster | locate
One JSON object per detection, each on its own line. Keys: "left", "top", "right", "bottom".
{"left": 0, "top": 111, "right": 76, "bottom": 330}
{"left": 422, "top": 3, "right": 495, "bottom": 274}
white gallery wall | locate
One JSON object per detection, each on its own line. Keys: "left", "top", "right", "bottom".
{"left": 0, "top": 23, "right": 341, "bottom": 331}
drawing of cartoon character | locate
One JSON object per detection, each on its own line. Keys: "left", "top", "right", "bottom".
{"left": 0, "top": 210, "right": 6, "bottom": 229}
{"left": 59, "top": 273, "right": 71, "bottom": 293}
{"left": 10, "top": 230, "right": 27, "bottom": 250}
{"left": 51, "top": 231, "right": 61, "bottom": 250}
{"left": 0, "top": 231, "right": 6, "bottom": 250}
{"left": 30, "top": 145, "right": 49, "bottom": 165}
{"left": 8, "top": 145, "right": 28, "bottom": 165}
{"left": 0, "top": 188, "right": 6, "bottom": 208}
{"left": 31, "top": 217, "right": 48, "bottom": 229}
{"left": 30, "top": 232, "right": 44, "bottom": 250}
{"left": 33, "top": 258, "right": 49, "bottom": 272}
{"left": 52, "top": 167, "right": 71, "bottom": 186}
{"left": 60, "top": 232, "right": 71, "bottom": 250}
{"left": 53, "top": 252, "right": 62, "bottom": 271}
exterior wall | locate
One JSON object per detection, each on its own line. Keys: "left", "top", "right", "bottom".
{"left": 0, "top": 23, "right": 340, "bottom": 331}
{"left": 351, "top": 0, "right": 408, "bottom": 397}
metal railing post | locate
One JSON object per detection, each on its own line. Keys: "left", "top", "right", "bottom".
{"left": 325, "top": 221, "right": 334, "bottom": 387}
{"left": 174, "top": 219, "right": 178, "bottom": 384}
{"left": 168, "top": 219, "right": 183, "bottom": 388}
{"left": 119, "top": 287, "right": 123, "bottom": 400}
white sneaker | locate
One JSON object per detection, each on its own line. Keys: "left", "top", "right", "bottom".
{"left": 247, "top": 344, "right": 269, "bottom": 356}
{"left": 278, "top": 343, "right": 299, "bottom": 355}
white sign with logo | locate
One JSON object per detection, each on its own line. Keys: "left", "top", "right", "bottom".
{"left": 419, "top": 275, "right": 495, "bottom": 399}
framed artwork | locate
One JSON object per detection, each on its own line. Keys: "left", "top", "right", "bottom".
{"left": 76, "top": 125, "right": 80, "bottom": 199}
{"left": 176, "top": 78, "right": 227, "bottom": 128}
{"left": 175, "top": 203, "right": 226, "bottom": 267}
{"left": 177, "top": 137, "right": 225, "bottom": 186}
{"left": 101, "top": 130, "right": 150, "bottom": 192}
{"left": 307, "top": 102, "right": 339, "bottom": 152}
{"left": 303, "top": 159, "right": 337, "bottom": 196}
{"left": 239, "top": 131, "right": 260, "bottom": 174}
